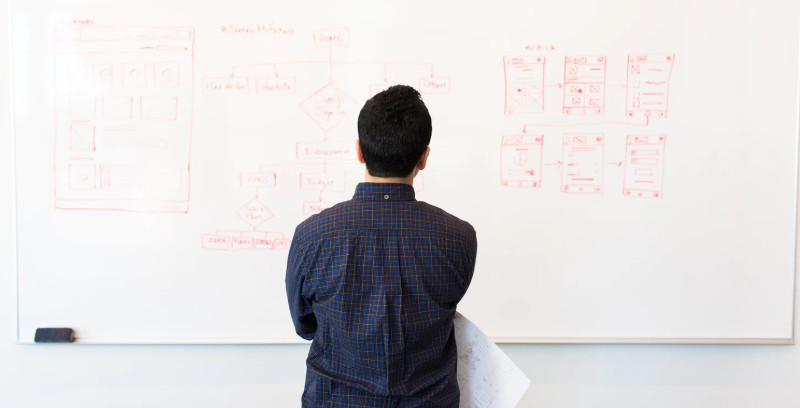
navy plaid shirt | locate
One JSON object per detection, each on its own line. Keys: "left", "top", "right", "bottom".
{"left": 286, "top": 182, "right": 477, "bottom": 407}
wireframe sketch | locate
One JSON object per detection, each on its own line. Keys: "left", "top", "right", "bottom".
{"left": 503, "top": 56, "right": 545, "bottom": 115}
{"left": 623, "top": 135, "right": 666, "bottom": 198}
{"left": 626, "top": 53, "right": 674, "bottom": 118}
{"left": 561, "top": 134, "right": 604, "bottom": 194}
{"left": 501, "top": 135, "right": 544, "bottom": 188}
{"left": 53, "top": 26, "right": 194, "bottom": 212}
{"left": 563, "top": 55, "right": 606, "bottom": 115}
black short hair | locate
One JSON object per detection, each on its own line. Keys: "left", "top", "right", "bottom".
{"left": 357, "top": 85, "right": 432, "bottom": 178}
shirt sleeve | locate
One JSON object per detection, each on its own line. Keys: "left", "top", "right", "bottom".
{"left": 460, "top": 224, "right": 478, "bottom": 292}
{"left": 285, "top": 230, "right": 317, "bottom": 340}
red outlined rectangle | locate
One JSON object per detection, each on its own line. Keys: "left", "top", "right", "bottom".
{"left": 67, "top": 63, "right": 91, "bottom": 88}
{"left": 623, "top": 135, "right": 666, "bottom": 198}
{"left": 255, "top": 77, "right": 296, "bottom": 95}
{"left": 631, "top": 157, "right": 658, "bottom": 165}
{"left": 500, "top": 134, "right": 544, "bottom": 188}
{"left": 231, "top": 236, "right": 254, "bottom": 251}
{"left": 93, "top": 63, "right": 113, "bottom": 88}
{"left": 157, "top": 45, "right": 188, "bottom": 52}
{"left": 69, "top": 123, "right": 96, "bottom": 151}
{"left": 69, "top": 164, "right": 97, "bottom": 190}
{"left": 313, "top": 28, "right": 349, "bottom": 47}
{"left": 99, "top": 164, "right": 183, "bottom": 192}
{"left": 202, "top": 234, "right": 231, "bottom": 250}
{"left": 626, "top": 53, "right": 674, "bottom": 118}
{"left": 296, "top": 141, "right": 353, "bottom": 160}
{"left": 562, "top": 134, "right": 604, "bottom": 194}
{"left": 563, "top": 55, "right": 606, "bottom": 115}
{"left": 274, "top": 238, "right": 290, "bottom": 250}
{"left": 202, "top": 77, "right": 249, "bottom": 95}
{"left": 300, "top": 172, "right": 346, "bottom": 192}
{"left": 55, "top": 26, "right": 195, "bottom": 41}
{"left": 153, "top": 62, "right": 180, "bottom": 88}
{"left": 140, "top": 96, "right": 178, "bottom": 120}
{"left": 419, "top": 77, "right": 451, "bottom": 94}
{"left": 69, "top": 94, "right": 96, "bottom": 119}
{"left": 503, "top": 56, "right": 545, "bottom": 115}
{"left": 103, "top": 96, "right": 133, "bottom": 120}
{"left": 239, "top": 172, "right": 277, "bottom": 188}
{"left": 253, "top": 237, "right": 275, "bottom": 250}
{"left": 122, "top": 62, "right": 147, "bottom": 88}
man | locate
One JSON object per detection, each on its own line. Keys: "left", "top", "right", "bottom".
{"left": 286, "top": 85, "right": 477, "bottom": 407}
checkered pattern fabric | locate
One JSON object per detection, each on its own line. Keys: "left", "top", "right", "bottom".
{"left": 286, "top": 182, "right": 477, "bottom": 407}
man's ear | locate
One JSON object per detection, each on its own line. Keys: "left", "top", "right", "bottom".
{"left": 416, "top": 147, "right": 431, "bottom": 171}
{"left": 356, "top": 140, "right": 366, "bottom": 164}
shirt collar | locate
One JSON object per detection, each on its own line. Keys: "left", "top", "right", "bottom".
{"left": 353, "top": 182, "right": 417, "bottom": 202}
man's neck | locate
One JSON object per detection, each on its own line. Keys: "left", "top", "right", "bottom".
{"left": 363, "top": 170, "right": 417, "bottom": 186}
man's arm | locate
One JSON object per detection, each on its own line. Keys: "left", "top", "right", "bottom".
{"left": 285, "top": 233, "right": 317, "bottom": 340}
{"left": 460, "top": 224, "right": 478, "bottom": 292}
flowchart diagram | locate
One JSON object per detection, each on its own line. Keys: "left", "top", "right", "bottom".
{"left": 50, "top": 25, "right": 673, "bottom": 257}
{"left": 50, "top": 24, "right": 446, "bottom": 252}
{"left": 501, "top": 53, "right": 674, "bottom": 198}
{"left": 199, "top": 27, "right": 447, "bottom": 251}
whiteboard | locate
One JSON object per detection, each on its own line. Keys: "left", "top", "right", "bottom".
{"left": 11, "top": 0, "right": 799, "bottom": 344}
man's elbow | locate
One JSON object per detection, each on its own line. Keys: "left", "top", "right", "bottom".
{"left": 297, "top": 330, "right": 315, "bottom": 341}
{"left": 295, "top": 315, "right": 317, "bottom": 340}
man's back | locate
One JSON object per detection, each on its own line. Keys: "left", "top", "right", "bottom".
{"left": 286, "top": 182, "right": 477, "bottom": 406}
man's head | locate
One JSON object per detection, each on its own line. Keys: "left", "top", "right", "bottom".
{"left": 357, "top": 85, "right": 432, "bottom": 178}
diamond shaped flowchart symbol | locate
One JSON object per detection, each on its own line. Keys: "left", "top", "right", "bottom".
{"left": 237, "top": 198, "right": 274, "bottom": 229}
{"left": 300, "top": 84, "right": 356, "bottom": 131}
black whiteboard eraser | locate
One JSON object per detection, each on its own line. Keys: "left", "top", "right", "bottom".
{"left": 34, "top": 328, "right": 75, "bottom": 343}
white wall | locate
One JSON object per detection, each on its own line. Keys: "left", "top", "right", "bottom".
{"left": 2, "top": 2, "right": 800, "bottom": 407}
